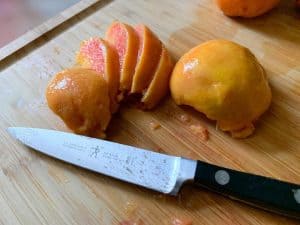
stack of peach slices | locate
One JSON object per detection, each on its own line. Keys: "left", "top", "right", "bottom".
{"left": 46, "top": 22, "right": 174, "bottom": 138}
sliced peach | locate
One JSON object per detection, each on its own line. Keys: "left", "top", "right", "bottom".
{"left": 76, "top": 37, "right": 120, "bottom": 113}
{"left": 141, "top": 47, "right": 173, "bottom": 109}
{"left": 105, "top": 21, "right": 139, "bottom": 91}
{"left": 131, "top": 24, "right": 162, "bottom": 93}
{"left": 46, "top": 68, "right": 111, "bottom": 138}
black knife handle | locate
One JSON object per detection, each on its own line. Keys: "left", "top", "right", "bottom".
{"left": 194, "top": 160, "right": 300, "bottom": 219}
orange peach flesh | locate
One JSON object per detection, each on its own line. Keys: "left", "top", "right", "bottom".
{"left": 46, "top": 68, "right": 111, "bottom": 138}
{"left": 76, "top": 37, "right": 120, "bottom": 113}
{"left": 131, "top": 24, "right": 162, "bottom": 93}
{"left": 141, "top": 47, "right": 173, "bottom": 109}
{"left": 105, "top": 22, "right": 139, "bottom": 91}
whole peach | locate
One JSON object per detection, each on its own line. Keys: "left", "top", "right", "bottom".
{"left": 216, "top": 0, "right": 280, "bottom": 18}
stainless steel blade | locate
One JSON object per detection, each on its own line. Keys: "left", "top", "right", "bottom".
{"left": 8, "top": 127, "right": 197, "bottom": 195}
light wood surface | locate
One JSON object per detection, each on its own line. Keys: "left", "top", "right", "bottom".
{"left": 0, "top": 0, "right": 299, "bottom": 224}
{"left": 0, "top": 0, "right": 101, "bottom": 61}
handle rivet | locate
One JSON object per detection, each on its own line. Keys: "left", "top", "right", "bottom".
{"left": 292, "top": 189, "right": 300, "bottom": 204}
{"left": 215, "top": 170, "right": 230, "bottom": 185}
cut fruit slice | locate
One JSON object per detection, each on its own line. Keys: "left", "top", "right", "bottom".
{"left": 105, "top": 21, "right": 139, "bottom": 91}
{"left": 141, "top": 47, "right": 173, "bottom": 109}
{"left": 76, "top": 37, "right": 120, "bottom": 113}
{"left": 131, "top": 24, "right": 162, "bottom": 93}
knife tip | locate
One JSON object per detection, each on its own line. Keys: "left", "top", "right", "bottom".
{"left": 7, "top": 127, "right": 17, "bottom": 139}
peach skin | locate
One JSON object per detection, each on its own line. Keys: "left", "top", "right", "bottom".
{"left": 216, "top": 0, "right": 280, "bottom": 18}
{"left": 131, "top": 24, "right": 162, "bottom": 93}
{"left": 46, "top": 68, "right": 111, "bottom": 138}
{"left": 170, "top": 40, "right": 272, "bottom": 138}
{"left": 141, "top": 47, "right": 173, "bottom": 109}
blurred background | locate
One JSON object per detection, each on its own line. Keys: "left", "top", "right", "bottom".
{"left": 0, "top": 0, "right": 80, "bottom": 48}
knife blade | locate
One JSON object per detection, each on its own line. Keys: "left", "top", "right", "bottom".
{"left": 7, "top": 127, "right": 300, "bottom": 219}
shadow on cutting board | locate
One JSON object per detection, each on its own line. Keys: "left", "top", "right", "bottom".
{"left": 234, "top": 0, "right": 300, "bottom": 46}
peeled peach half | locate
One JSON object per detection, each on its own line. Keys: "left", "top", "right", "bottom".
{"left": 105, "top": 21, "right": 139, "bottom": 91}
{"left": 76, "top": 37, "right": 120, "bottom": 113}
{"left": 141, "top": 47, "right": 173, "bottom": 109}
{"left": 170, "top": 40, "right": 272, "bottom": 138}
{"left": 46, "top": 68, "right": 111, "bottom": 138}
{"left": 131, "top": 24, "right": 162, "bottom": 93}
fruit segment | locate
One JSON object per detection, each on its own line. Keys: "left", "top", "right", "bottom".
{"left": 141, "top": 47, "right": 173, "bottom": 109}
{"left": 105, "top": 21, "right": 139, "bottom": 91}
{"left": 46, "top": 68, "right": 111, "bottom": 138}
{"left": 131, "top": 24, "right": 162, "bottom": 93}
{"left": 76, "top": 37, "right": 120, "bottom": 113}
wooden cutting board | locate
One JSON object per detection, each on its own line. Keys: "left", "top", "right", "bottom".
{"left": 0, "top": 0, "right": 299, "bottom": 224}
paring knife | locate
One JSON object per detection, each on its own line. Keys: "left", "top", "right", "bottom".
{"left": 7, "top": 127, "right": 300, "bottom": 219}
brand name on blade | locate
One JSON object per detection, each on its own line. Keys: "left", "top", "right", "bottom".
{"left": 62, "top": 142, "right": 86, "bottom": 152}
{"left": 63, "top": 142, "right": 125, "bottom": 161}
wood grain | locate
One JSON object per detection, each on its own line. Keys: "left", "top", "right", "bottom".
{"left": 0, "top": 0, "right": 300, "bottom": 224}
{"left": 0, "top": 0, "right": 101, "bottom": 62}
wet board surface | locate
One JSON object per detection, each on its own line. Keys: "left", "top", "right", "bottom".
{"left": 0, "top": 0, "right": 300, "bottom": 224}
